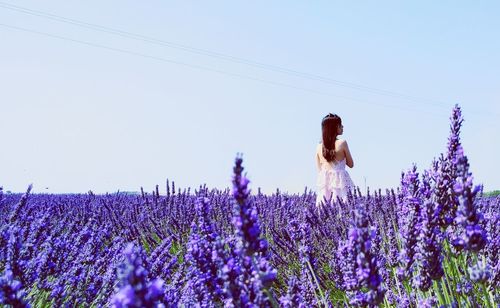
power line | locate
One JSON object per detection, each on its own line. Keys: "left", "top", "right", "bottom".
{"left": 0, "top": 22, "right": 456, "bottom": 119}
{"left": 4, "top": 2, "right": 498, "bottom": 120}
{"left": 0, "top": 1, "right": 455, "bottom": 110}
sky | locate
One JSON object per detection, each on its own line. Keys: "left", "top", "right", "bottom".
{"left": 1, "top": 1, "right": 499, "bottom": 194}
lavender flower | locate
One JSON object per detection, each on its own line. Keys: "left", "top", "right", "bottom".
{"left": 298, "top": 217, "right": 320, "bottom": 306}
{"left": 222, "top": 155, "right": 277, "bottom": 306}
{"left": 433, "top": 105, "right": 464, "bottom": 228}
{"left": 414, "top": 169, "right": 444, "bottom": 291}
{"left": 468, "top": 261, "right": 491, "bottom": 284}
{"left": 451, "top": 146, "right": 487, "bottom": 252}
{"left": 0, "top": 269, "right": 30, "bottom": 308}
{"left": 447, "top": 104, "right": 463, "bottom": 169}
{"left": 418, "top": 296, "right": 437, "bottom": 308}
{"left": 3, "top": 225, "right": 31, "bottom": 294}
{"left": 338, "top": 239, "right": 358, "bottom": 292}
{"left": 110, "top": 242, "right": 165, "bottom": 308}
{"left": 345, "top": 203, "right": 385, "bottom": 306}
{"left": 397, "top": 166, "right": 422, "bottom": 281}
{"left": 279, "top": 276, "right": 306, "bottom": 308}
{"left": 456, "top": 278, "right": 473, "bottom": 295}
{"left": 385, "top": 225, "right": 400, "bottom": 268}
{"left": 148, "top": 238, "right": 177, "bottom": 281}
{"left": 232, "top": 156, "right": 268, "bottom": 257}
{"left": 184, "top": 196, "right": 224, "bottom": 304}
{"left": 8, "top": 185, "right": 32, "bottom": 224}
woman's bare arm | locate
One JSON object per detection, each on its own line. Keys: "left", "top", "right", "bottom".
{"left": 315, "top": 151, "right": 321, "bottom": 172}
{"left": 343, "top": 140, "right": 354, "bottom": 168}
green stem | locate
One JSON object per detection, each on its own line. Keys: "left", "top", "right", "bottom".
{"left": 306, "top": 260, "right": 327, "bottom": 307}
{"left": 433, "top": 280, "right": 445, "bottom": 305}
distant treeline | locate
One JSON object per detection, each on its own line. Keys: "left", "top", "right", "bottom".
{"left": 484, "top": 190, "right": 500, "bottom": 197}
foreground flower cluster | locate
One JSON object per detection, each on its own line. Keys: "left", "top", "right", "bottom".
{"left": 0, "top": 105, "right": 498, "bottom": 307}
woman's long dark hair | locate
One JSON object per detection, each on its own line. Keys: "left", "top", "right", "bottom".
{"left": 321, "top": 113, "right": 342, "bottom": 162}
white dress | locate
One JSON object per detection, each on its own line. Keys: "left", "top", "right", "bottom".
{"left": 315, "top": 142, "right": 355, "bottom": 207}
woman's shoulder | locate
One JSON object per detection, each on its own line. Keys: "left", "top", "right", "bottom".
{"left": 335, "top": 139, "right": 350, "bottom": 150}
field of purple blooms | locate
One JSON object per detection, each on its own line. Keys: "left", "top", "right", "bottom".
{"left": 1, "top": 105, "right": 499, "bottom": 307}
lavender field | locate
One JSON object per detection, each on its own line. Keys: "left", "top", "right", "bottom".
{"left": 1, "top": 105, "right": 498, "bottom": 307}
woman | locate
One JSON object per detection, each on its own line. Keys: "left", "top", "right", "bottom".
{"left": 315, "top": 113, "right": 355, "bottom": 207}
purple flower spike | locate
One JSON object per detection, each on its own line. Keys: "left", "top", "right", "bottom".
{"left": 397, "top": 166, "right": 422, "bottom": 281}
{"left": 433, "top": 104, "right": 464, "bottom": 228}
{"left": 342, "top": 203, "right": 386, "bottom": 306}
{"left": 0, "top": 269, "right": 30, "bottom": 308}
{"left": 232, "top": 155, "right": 268, "bottom": 257}
{"left": 110, "top": 242, "right": 165, "bottom": 307}
{"left": 223, "top": 154, "right": 277, "bottom": 306}
{"left": 468, "top": 262, "right": 492, "bottom": 283}
{"left": 450, "top": 145, "right": 488, "bottom": 253}
{"left": 184, "top": 196, "right": 225, "bottom": 304}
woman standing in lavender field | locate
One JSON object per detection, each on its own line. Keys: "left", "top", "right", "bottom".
{"left": 315, "top": 113, "right": 355, "bottom": 207}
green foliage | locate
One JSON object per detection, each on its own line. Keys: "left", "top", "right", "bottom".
{"left": 484, "top": 190, "right": 500, "bottom": 197}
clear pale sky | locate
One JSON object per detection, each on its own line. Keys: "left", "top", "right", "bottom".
{"left": 1, "top": 1, "right": 499, "bottom": 194}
